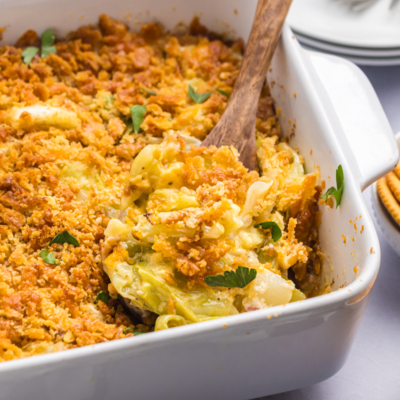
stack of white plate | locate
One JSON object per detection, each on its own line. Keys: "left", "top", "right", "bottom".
{"left": 287, "top": 0, "right": 400, "bottom": 66}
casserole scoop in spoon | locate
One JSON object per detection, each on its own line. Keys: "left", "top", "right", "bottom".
{"left": 202, "top": 0, "right": 292, "bottom": 171}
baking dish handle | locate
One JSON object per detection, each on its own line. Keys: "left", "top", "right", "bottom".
{"left": 305, "top": 51, "right": 399, "bottom": 191}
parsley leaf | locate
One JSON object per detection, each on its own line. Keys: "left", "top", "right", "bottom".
{"left": 188, "top": 85, "right": 214, "bottom": 104}
{"left": 321, "top": 165, "right": 344, "bottom": 208}
{"left": 96, "top": 291, "right": 109, "bottom": 305}
{"left": 130, "top": 105, "right": 147, "bottom": 134}
{"left": 41, "top": 29, "right": 55, "bottom": 48}
{"left": 216, "top": 88, "right": 230, "bottom": 98}
{"left": 21, "top": 47, "right": 39, "bottom": 66}
{"left": 41, "top": 29, "right": 56, "bottom": 58}
{"left": 123, "top": 327, "right": 145, "bottom": 335}
{"left": 205, "top": 266, "right": 257, "bottom": 289}
{"left": 139, "top": 87, "right": 157, "bottom": 96}
{"left": 254, "top": 221, "right": 282, "bottom": 242}
{"left": 42, "top": 45, "right": 56, "bottom": 58}
{"left": 21, "top": 28, "right": 56, "bottom": 66}
{"left": 320, "top": 187, "right": 335, "bottom": 202}
{"left": 39, "top": 249, "right": 58, "bottom": 265}
{"left": 49, "top": 231, "right": 80, "bottom": 247}
{"left": 188, "top": 86, "right": 230, "bottom": 103}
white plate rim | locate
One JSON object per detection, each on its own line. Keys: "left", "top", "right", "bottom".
{"left": 288, "top": 0, "right": 400, "bottom": 49}
{"left": 294, "top": 31, "right": 400, "bottom": 58}
{"left": 300, "top": 43, "right": 400, "bottom": 66}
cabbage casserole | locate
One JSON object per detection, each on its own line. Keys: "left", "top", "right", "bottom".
{"left": 0, "top": 15, "right": 323, "bottom": 361}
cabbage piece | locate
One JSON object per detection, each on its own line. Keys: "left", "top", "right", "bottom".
{"left": 121, "top": 143, "right": 185, "bottom": 209}
{"left": 240, "top": 181, "right": 273, "bottom": 222}
{"left": 59, "top": 161, "right": 104, "bottom": 191}
{"left": 242, "top": 269, "right": 295, "bottom": 310}
{"left": 219, "top": 202, "right": 243, "bottom": 236}
{"left": 290, "top": 288, "right": 306, "bottom": 303}
{"left": 180, "top": 134, "right": 201, "bottom": 150}
{"left": 155, "top": 315, "right": 188, "bottom": 330}
{"left": 276, "top": 142, "right": 304, "bottom": 179}
{"left": 104, "top": 251, "right": 235, "bottom": 323}
{"left": 132, "top": 215, "right": 197, "bottom": 242}
{"left": 147, "top": 189, "right": 200, "bottom": 212}
{"left": 233, "top": 227, "right": 265, "bottom": 250}
{"left": 105, "top": 219, "right": 132, "bottom": 242}
{"left": 9, "top": 105, "right": 80, "bottom": 130}
{"left": 202, "top": 222, "right": 225, "bottom": 239}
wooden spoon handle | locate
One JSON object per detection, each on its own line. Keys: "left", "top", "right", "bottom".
{"left": 202, "top": 0, "right": 292, "bottom": 170}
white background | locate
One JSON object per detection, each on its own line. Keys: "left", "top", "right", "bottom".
{"left": 260, "top": 66, "right": 400, "bottom": 400}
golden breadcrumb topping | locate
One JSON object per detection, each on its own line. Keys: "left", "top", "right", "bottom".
{"left": 0, "top": 15, "right": 320, "bottom": 362}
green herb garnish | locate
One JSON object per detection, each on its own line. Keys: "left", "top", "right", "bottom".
{"left": 187, "top": 86, "right": 230, "bottom": 103}
{"left": 41, "top": 29, "right": 56, "bottom": 58}
{"left": 39, "top": 249, "right": 59, "bottom": 265}
{"left": 216, "top": 88, "right": 230, "bottom": 98}
{"left": 130, "top": 105, "right": 147, "bottom": 134}
{"left": 188, "top": 85, "right": 214, "bottom": 104}
{"left": 50, "top": 231, "right": 80, "bottom": 247}
{"left": 254, "top": 221, "right": 282, "bottom": 242}
{"left": 21, "top": 29, "right": 56, "bottom": 66}
{"left": 205, "top": 266, "right": 257, "bottom": 289}
{"left": 21, "top": 47, "right": 39, "bottom": 66}
{"left": 96, "top": 291, "right": 109, "bottom": 305}
{"left": 139, "top": 87, "right": 157, "bottom": 96}
{"left": 123, "top": 327, "right": 145, "bottom": 335}
{"left": 321, "top": 165, "right": 344, "bottom": 208}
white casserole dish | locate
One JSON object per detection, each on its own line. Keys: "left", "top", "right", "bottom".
{"left": 0, "top": 1, "right": 397, "bottom": 399}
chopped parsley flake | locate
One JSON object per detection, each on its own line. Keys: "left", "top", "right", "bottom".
{"left": 50, "top": 231, "right": 80, "bottom": 247}
{"left": 188, "top": 85, "right": 214, "bottom": 103}
{"left": 321, "top": 165, "right": 344, "bottom": 208}
{"left": 96, "top": 291, "right": 109, "bottom": 305}
{"left": 205, "top": 266, "right": 257, "bottom": 289}
{"left": 216, "top": 88, "right": 230, "bottom": 98}
{"left": 254, "top": 221, "right": 282, "bottom": 242}
{"left": 130, "top": 105, "right": 147, "bottom": 134}
{"left": 39, "top": 249, "right": 59, "bottom": 265}
{"left": 21, "top": 47, "right": 39, "bottom": 66}
{"left": 139, "top": 87, "right": 156, "bottom": 96}
{"left": 123, "top": 327, "right": 145, "bottom": 335}
{"left": 21, "top": 28, "right": 57, "bottom": 66}
{"left": 41, "top": 29, "right": 56, "bottom": 58}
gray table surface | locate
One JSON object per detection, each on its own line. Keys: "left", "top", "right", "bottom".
{"left": 260, "top": 66, "right": 400, "bottom": 400}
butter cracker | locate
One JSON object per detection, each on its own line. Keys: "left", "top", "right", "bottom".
{"left": 393, "top": 158, "right": 400, "bottom": 180}
{"left": 386, "top": 171, "right": 400, "bottom": 204}
{"left": 377, "top": 176, "right": 400, "bottom": 227}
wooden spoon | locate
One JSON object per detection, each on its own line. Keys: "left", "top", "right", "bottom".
{"left": 202, "top": 0, "right": 292, "bottom": 171}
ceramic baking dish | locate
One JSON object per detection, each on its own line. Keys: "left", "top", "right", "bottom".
{"left": 0, "top": 1, "right": 397, "bottom": 399}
